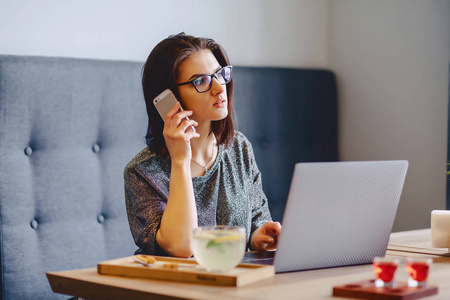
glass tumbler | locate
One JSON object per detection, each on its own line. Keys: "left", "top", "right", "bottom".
{"left": 406, "top": 257, "right": 432, "bottom": 287}
{"left": 372, "top": 257, "right": 399, "bottom": 287}
{"left": 192, "top": 225, "right": 246, "bottom": 272}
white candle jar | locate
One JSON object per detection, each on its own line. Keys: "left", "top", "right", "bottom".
{"left": 431, "top": 210, "right": 450, "bottom": 249}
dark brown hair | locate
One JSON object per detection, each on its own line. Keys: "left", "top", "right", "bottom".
{"left": 142, "top": 33, "right": 235, "bottom": 156}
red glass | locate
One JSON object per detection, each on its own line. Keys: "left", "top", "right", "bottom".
{"left": 373, "top": 262, "right": 398, "bottom": 282}
{"left": 406, "top": 262, "right": 429, "bottom": 281}
{"left": 406, "top": 261, "right": 430, "bottom": 282}
{"left": 406, "top": 258, "right": 432, "bottom": 287}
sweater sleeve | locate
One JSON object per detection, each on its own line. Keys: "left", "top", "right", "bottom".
{"left": 244, "top": 138, "right": 273, "bottom": 234}
{"left": 124, "top": 161, "right": 169, "bottom": 255}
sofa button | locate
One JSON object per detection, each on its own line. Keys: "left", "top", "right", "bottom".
{"left": 30, "top": 220, "right": 38, "bottom": 229}
{"left": 97, "top": 214, "right": 105, "bottom": 224}
{"left": 24, "top": 146, "right": 33, "bottom": 156}
{"left": 92, "top": 144, "right": 100, "bottom": 153}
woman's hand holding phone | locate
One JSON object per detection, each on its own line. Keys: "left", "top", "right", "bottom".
{"left": 163, "top": 102, "right": 200, "bottom": 165}
{"left": 153, "top": 89, "right": 199, "bottom": 164}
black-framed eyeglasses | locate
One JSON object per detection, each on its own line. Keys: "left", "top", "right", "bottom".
{"left": 176, "top": 65, "right": 233, "bottom": 93}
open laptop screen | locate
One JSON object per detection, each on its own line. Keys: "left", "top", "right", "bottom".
{"left": 243, "top": 161, "right": 408, "bottom": 273}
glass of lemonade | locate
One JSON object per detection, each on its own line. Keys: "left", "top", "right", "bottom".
{"left": 192, "top": 225, "right": 246, "bottom": 272}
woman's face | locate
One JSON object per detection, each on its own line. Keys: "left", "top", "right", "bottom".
{"left": 176, "top": 49, "right": 228, "bottom": 123}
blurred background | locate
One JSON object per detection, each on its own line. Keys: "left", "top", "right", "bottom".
{"left": 1, "top": 0, "right": 448, "bottom": 231}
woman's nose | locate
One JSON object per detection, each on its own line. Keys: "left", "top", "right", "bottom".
{"left": 211, "top": 77, "right": 226, "bottom": 94}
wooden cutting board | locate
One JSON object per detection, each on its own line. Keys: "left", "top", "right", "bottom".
{"left": 98, "top": 256, "right": 275, "bottom": 287}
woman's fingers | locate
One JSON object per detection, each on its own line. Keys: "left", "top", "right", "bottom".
{"left": 171, "top": 110, "right": 193, "bottom": 124}
{"left": 254, "top": 234, "right": 276, "bottom": 251}
{"left": 164, "top": 103, "right": 193, "bottom": 126}
{"left": 164, "top": 102, "right": 181, "bottom": 124}
{"left": 268, "top": 221, "right": 282, "bottom": 236}
{"left": 165, "top": 115, "right": 197, "bottom": 139}
{"left": 180, "top": 119, "right": 198, "bottom": 133}
{"left": 261, "top": 221, "right": 282, "bottom": 237}
{"left": 162, "top": 103, "right": 199, "bottom": 162}
{"left": 163, "top": 102, "right": 196, "bottom": 135}
{"left": 254, "top": 221, "right": 282, "bottom": 251}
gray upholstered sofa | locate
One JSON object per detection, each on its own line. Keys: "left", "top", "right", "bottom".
{"left": 0, "top": 55, "right": 337, "bottom": 299}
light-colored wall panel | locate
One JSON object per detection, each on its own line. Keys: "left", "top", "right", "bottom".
{"left": 328, "top": 0, "right": 449, "bottom": 231}
{"left": 0, "top": 0, "right": 329, "bottom": 68}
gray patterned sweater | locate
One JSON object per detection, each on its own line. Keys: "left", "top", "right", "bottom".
{"left": 124, "top": 131, "right": 272, "bottom": 255}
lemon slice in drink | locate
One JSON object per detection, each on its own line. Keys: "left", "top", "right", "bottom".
{"left": 212, "top": 235, "right": 244, "bottom": 243}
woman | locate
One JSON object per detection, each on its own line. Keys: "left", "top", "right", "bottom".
{"left": 125, "top": 33, "right": 281, "bottom": 258}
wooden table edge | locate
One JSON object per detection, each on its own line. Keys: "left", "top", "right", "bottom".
{"left": 46, "top": 269, "right": 185, "bottom": 300}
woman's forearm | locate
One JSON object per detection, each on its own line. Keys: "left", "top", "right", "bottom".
{"left": 156, "top": 160, "right": 197, "bottom": 257}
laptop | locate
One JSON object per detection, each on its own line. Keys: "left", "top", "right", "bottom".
{"left": 243, "top": 160, "right": 408, "bottom": 273}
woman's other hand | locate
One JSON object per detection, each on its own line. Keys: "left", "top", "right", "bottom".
{"left": 250, "top": 221, "right": 282, "bottom": 251}
{"left": 163, "top": 102, "right": 199, "bottom": 164}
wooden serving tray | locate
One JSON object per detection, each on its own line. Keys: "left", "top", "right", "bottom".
{"left": 333, "top": 280, "right": 438, "bottom": 299}
{"left": 98, "top": 256, "right": 275, "bottom": 287}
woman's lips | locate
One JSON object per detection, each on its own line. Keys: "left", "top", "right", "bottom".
{"left": 213, "top": 99, "right": 227, "bottom": 107}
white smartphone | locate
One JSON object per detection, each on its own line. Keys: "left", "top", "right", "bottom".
{"left": 153, "top": 89, "right": 195, "bottom": 132}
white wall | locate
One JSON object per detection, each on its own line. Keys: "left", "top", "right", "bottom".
{"left": 1, "top": 0, "right": 449, "bottom": 231}
{"left": 328, "top": 0, "right": 449, "bottom": 231}
{"left": 0, "top": 0, "right": 329, "bottom": 67}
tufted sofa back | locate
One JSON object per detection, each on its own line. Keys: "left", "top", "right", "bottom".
{"left": 0, "top": 55, "right": 147, "bottom": 299}
{"left": 0, "top": 56, "right": 337, "bottom": 299}
{"left": 233, "top": 67, "right": 338, "bottom": 221}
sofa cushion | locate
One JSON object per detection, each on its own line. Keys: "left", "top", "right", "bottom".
{"left": 0, "top": 55, "right": 148, "bottom": 299}
{"left": 233, "top": 67, "right": 338, "bottom": 221}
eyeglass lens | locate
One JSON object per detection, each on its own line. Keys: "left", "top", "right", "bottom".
{"left": 193, "top": 66, "right": 232, "bottom": 92}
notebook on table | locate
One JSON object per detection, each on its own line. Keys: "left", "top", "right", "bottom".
{"left": 243, "top": 160, "right": 409, "bottom": 273}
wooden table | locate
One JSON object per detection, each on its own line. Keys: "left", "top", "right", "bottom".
{"left": 47, "top": 229, "right": 450, "bottom": 299}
